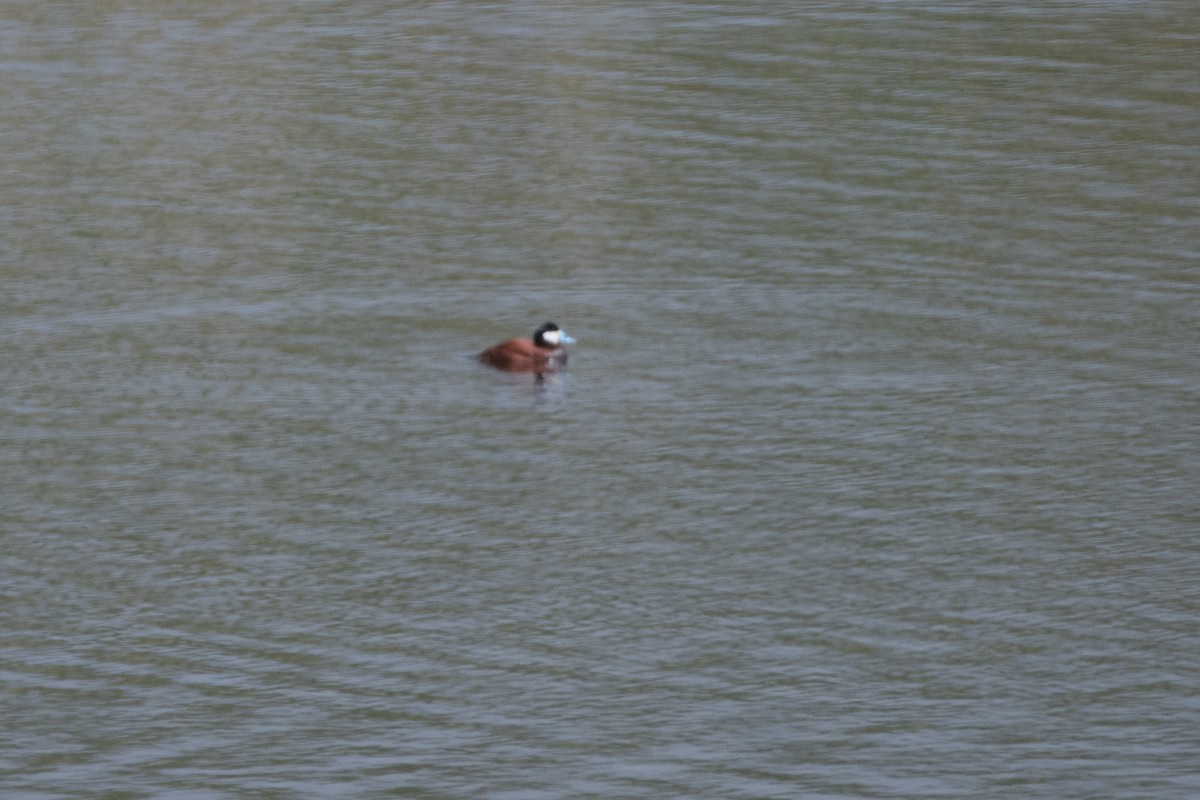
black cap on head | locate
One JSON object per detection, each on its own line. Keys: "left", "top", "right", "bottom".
{"left": 533, "top": 321, "right": 564, "bottom": 347}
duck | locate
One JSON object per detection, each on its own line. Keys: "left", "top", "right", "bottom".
{"left": 478, "top": 321, "right": 575, "bottom": 373}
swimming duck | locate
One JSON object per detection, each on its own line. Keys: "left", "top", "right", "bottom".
{"left": 478, "top": 321, "right": 575, "bottom": 373}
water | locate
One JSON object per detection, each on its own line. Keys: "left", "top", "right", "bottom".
{"left": 2, "top": 2, "right": 1198, "bottom": 798}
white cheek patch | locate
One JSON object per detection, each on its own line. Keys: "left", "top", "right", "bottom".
{"left": 542, "top": 330, "right": 561, "bottom": 345}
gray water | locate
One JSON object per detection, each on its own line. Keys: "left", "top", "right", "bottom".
{"left": 2, "top": 2, "right": 1198, "bottom": 798}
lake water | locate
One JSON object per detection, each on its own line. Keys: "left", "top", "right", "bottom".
{"left": 2, "top": 2, "right": 1198, "bottom": 798}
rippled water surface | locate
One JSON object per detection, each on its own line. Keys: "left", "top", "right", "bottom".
{"left": 3, "top": 2, "right": 1198, "bottom": 798}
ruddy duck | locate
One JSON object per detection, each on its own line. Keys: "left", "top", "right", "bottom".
{"left": 478, "top": 321, "right": 575, "bottom": 373}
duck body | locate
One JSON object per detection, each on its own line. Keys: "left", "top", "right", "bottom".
{"left": 478, "top": 321, "right": 575, "bottom": 374}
